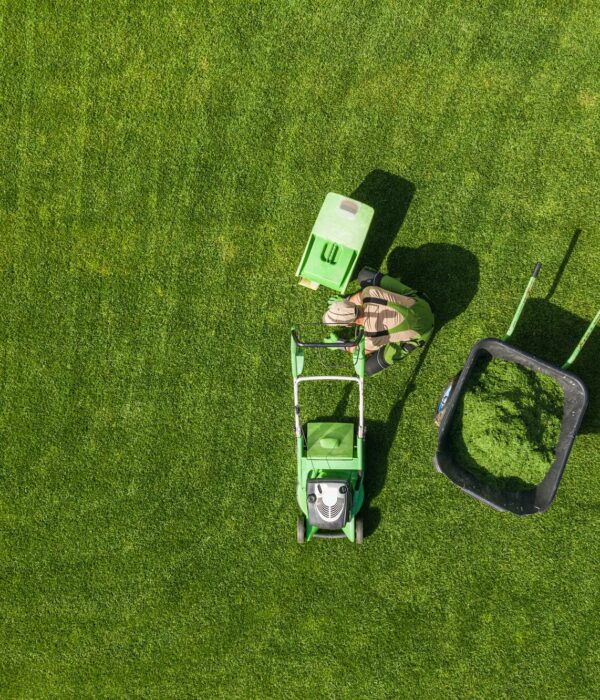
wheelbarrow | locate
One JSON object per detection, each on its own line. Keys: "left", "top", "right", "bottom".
{"left": 434, "top": 263, "right": 600, "bottom": 515}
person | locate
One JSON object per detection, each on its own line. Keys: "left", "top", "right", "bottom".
{"left": 322, "top": 266, "right": 434, "bottom": 376}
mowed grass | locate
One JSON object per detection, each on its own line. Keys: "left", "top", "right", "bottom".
{"left": 1, "top": 1, "right": 600, "bottom": 697}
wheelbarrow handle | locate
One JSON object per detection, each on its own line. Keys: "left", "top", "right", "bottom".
{"left": 503, "top": 262, "right": 542, "bottom": 341}
{"left": 562, "top": 308, "right": 600, "bottom": 370}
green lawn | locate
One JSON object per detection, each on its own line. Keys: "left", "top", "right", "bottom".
{"left": 1, "top": 1, "right": 600, "bottom": 697}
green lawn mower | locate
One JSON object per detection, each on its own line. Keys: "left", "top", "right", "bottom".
{"left": 291, "top": 327, "right": 366, "bottom": 543}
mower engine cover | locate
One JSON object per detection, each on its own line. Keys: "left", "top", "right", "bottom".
{"left": 306, "top": 479, "right": 350, "bottom": 530}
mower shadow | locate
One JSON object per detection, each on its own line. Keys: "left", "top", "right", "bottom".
{"left": 510, "top": 299, "right": 600, "bottom": 435}
{"left": 351, "top": 170, "right": 415, "bottom": 274}
{"left": 362, "top": 342, "right": 435, "bottom": 536}
{"left": 309, "top": 384, "right": 355, "bottom": 426}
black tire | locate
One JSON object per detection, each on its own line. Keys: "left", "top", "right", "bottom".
{"left": 355, "top": 517, "right": 364, "bottom": 544}
{"left": 296, "top": 516, "right": 306, "bottom": 544}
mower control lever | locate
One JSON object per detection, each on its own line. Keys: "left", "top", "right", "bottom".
{"left": 291, "top": 329, "right": 364, "bottom": 349}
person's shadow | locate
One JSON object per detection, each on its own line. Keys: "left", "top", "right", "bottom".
{"left": 363, "top": 243, "right": 480, "bottom": 534}
{"left": 387, "top": 244, "right": 481, "bottom": 329}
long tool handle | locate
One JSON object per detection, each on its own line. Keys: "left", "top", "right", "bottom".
{"left": 562, "top": 308, "right": 600, "bottom": 370}
{"left": 502, "top": 262, "right": 542, "bottom": 341}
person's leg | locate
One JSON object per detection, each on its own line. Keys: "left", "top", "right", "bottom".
{"left": 357, "top": 266, "right": 383, "bottom": 288}
{"left": 365, "top": 348, "right": 390, "bottom": 376}
{"left": 357, "top": 267, "right": 417, "bottom": 296}
{"left": 365, "top": 342, "right": 421, "bottom": 376}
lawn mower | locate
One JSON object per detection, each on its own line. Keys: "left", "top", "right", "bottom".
{"left": 434, "top": 262, "right": 600, "bottom": 515}
{"left": 291, "top": 326, "right": 366, "bottom": 543}
{"left": 296, "top": 192, "right": 374, "bottom": 293}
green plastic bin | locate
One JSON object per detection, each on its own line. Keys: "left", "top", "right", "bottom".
{"left": 296, "top": 192, "right": 374, "bottom": 293}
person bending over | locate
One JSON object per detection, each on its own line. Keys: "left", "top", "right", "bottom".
{"left": 322, "top": 266, "right": 434, "bottom": 376}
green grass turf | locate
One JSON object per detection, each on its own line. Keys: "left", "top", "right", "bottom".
{"left": 1, "top": 1, "right": 600, "bottom": 697}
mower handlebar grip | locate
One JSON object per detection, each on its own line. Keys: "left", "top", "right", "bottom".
{"left": 292, "top": 329, "right": 364, "bottom": 349}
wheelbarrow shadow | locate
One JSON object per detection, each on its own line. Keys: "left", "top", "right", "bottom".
{"left": 508, "top": 227, "right": 599, "bottom": 435}
{"left": 363, "top": 243, "right": 481, "bottom": 536}
{"left": 510, "top": 299, "right": 600, "bottom": 435}
{"left": 351, "top": 170, "right": 415, "bottom": 274}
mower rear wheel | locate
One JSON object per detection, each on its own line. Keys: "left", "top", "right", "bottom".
{"left": 296, "top": 516, "right": 306, "bottom": 544}
{"left": 355, "top": 517, "right": 364, "bottom": 544}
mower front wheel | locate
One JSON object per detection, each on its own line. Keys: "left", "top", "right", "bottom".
{"left": 296, "top": 516, "right": 306, "bottom": 544}
{"left": 355, "top": 517, "right": 364, "bottom": 544}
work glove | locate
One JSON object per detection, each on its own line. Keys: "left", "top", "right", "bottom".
{"left": 323, "top": 331, "right": 340, "bottom": 348}
{"left": 327, "top": 295, "right": 346, "bottom": 306}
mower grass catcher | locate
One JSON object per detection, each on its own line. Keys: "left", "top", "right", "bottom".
{"left": 296, "top": 192, "right": 374, "bottom": 293}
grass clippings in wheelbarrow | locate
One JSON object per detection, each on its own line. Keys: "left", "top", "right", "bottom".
{"left": 450, "top": 358, "right": 564, "bottom": 490}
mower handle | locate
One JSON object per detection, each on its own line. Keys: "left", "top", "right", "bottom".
{"left": 291, "top": 328, "right": 364, "bottom": 349}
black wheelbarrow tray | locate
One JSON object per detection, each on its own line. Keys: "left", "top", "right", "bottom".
{"left": 434, "top": 263, "right": 600, "bottom": 515}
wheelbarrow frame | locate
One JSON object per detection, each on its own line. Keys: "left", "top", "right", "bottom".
{"left": 434, "top": 337, "right": 588, "bottom": 515}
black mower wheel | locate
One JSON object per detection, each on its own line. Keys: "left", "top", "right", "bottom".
{"left": 296, "top": 516, "right": 306, "bottom": 544}
{"left": 355, "top": 517, "right": 364, "bottom": 544}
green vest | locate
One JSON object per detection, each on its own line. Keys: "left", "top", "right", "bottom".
{"left": 362, "top": 290, "right": 434, "bottom": 345}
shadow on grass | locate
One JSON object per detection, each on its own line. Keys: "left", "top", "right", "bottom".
{"left": 546, "top": 228, "right": 581, "bottom": 302}
{"left": 363, "top": 244, "right": 480, "bottom": 536}
{"left": 351, "top": 170, "right": 415, "bottom": 273}
{"left": 388, "top": 243, "right": 480, "bottom": 327}
{"left": 510, "top": 299, "right": 600, "bottom": 435}
{"left": 308, "top": 383, "right": 355, "bottom": 427}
